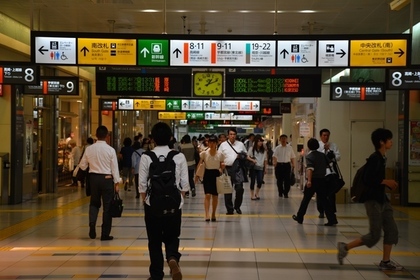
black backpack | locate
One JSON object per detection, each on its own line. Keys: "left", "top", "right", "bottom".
{"left": 350, "top": 161, "right": 368, "bottom": 203}
{"left": 145, "top": 150, "right": 181, "bottom": 216}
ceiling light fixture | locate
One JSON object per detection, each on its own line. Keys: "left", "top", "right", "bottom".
{"left": 389, "top": 0, "right": 411, "bottom": 11}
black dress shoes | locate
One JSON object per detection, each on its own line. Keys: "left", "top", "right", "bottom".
{"left": 235, "top": 208, "right": 242, "bottom": 214}
{"left": 226, "top": 212, "right": 234, "bottom": 215}
{"left": 292, "top": 215, "right": 303, "bottom": 224}
{"left": 100, "top": 235, "right": 114, "bottom": 241}
{"left": 89, "top": 222, "right": 96, "bottom": 239}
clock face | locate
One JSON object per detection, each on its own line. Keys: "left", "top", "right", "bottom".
{"left": 193, "top": 72, "right": 223, "bottom": 96}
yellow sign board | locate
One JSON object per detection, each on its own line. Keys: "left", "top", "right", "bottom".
{"left": 158, "top": 112, "right": 186, "bottom": 120}
{"left": 350, "top": 39, "right": 407, "bottom": 67}
{"left": 134, "top": 99, "right": 166, "bottom": 110}
{"left": 78, "top": 38, "right": 136, "bottom": 65}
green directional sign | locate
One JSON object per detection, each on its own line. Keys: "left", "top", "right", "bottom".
{"left": 138, "top": 39, "right": 169, "bottom": 66}
{"left": 166, "top": 99, "right": 182, "bottom": 111}
{"left": 186, "top": 112, "right": 205, "bottom": 120}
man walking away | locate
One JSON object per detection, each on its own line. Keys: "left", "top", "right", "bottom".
{"left": 138, "top": 122, "right": 189, "bottom": 280}
{"left": 78, "top": 126, "right": 120, "bottom": 241}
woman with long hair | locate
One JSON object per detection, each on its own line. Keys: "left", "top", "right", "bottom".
{"left": 248, "top": 135, "right": 267, "bottom": 200}
{"left": 195, "top": 135, "right": 225, "bottom": 222}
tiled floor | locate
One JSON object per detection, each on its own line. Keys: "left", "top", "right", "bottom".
{"left": 0, "top": 165, "right": 419, "bottom": 280}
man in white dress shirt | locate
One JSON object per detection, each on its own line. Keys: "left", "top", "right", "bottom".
{"left": 317, "top": 128, "right": 341, "bottom": 218}
{"left": 273, "top": 134, "right": 296, "bottom": 198}
{"left": 218, "top": 128, "right": 249, "bottom": 215}
{"left": 79, "top": 126, "right": 120, "bottom": 241}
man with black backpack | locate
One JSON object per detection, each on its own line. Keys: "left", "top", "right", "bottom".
{"left": 138, "top": 122, "right": 189, "bottom": 280}
{"left": 337, "top": 128, "right": 402, "bottom": 271}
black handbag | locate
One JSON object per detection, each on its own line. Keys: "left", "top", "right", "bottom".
{"left": 290, "top": 172, "right": 296, "bottom": 186}
{"left": 110, "top": 192, "right": 124, "bottom": 218}
{"left": 324, "top": 156, "right": 345, "bottom": 195}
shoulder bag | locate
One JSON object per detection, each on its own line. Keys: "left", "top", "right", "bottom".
{"left": 324, "top": 156, "right": 345, "bottom": 195}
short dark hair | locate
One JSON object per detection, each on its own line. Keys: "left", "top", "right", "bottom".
{"left": 87, "top": 137, "right": 94, "bottom": 145}
{"left": 227, "top": 128, "right": 237, "bottom": 135}
{"left": 151, "top": 122, "right": 172, "bottom": 146}
{"left": 123, "top": 137, "right": 132, "bottom": 147}
{"left": 132, "top": 141, "right": 141, "bottom": 150}
{"left": 96, "top": 126, "right": 109, "bottom": 140}
{"left": 319, "top": 128, "right": 330, "bottom": 136}
{"left": 307, "top": 138, "right": 320, "bottom": 150}
{"left": 182, "top": 134, "right": 191, "bottom": 143}
{"left": 371, "top": 128, "right": 393, "bottom": 150}
{"left": 280, "top": 134, "right": 288, "bottom": 138}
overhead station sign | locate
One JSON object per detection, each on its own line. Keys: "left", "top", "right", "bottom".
{"left": 387, "top": 68, "right": 420, "bottom": 90}
{"left": 31, "top": 32, "right": 410, "bottom": 68}
{"left": 350, "top": 39, "right": 407, "bottom": 67}
{"left": 78, "top": 38, "right": 136, "bottom": 65}
{"left": 318, "top": 40, "right": 348, "bottom": 67}
{"left": 23, "top": 76, "right": 79, "bottom": 95}
{"left": 34, "top": 37, "right": 76, "bottom": 64}
{"left": 330, "top": 83, "right": 385, "bottom": 101}
{"left": 138, "top": 39, "right": 169, "bottom": 66}
{"left": 116, "top": 98, "right": 260, "bottom": 112}
{"left": 170, "top": 40, "right": 276, "bottom": 67}
{"left": 277, "top": 40, "right": 317, "bottom": 67}
{"left": 0, "top": 65, "right": 39, "bottom": 85}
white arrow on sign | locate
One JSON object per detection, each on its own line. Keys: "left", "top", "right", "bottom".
{"left": 140, "top": 47, "right": 150, "bottom": 58}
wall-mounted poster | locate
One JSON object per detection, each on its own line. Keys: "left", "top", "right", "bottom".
{"left": 409, "top": 121, "right": 420, "bottom": 165}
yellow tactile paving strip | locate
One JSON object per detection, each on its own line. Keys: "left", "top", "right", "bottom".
{"left": 0, "top": 196, "right": 419, "bottom": 258}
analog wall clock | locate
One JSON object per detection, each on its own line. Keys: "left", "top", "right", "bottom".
{"left": 193, "top": 72, "right": 223, "bottom": 96}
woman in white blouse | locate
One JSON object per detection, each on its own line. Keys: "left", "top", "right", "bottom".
{"left": 248, "top": 135, "right": 267, "bottom": 200}
{"left": 195, "top": 135, "right": 225, "bottom": 222}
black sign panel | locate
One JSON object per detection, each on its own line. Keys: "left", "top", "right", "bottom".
{"left": 225, "top": 68, "right": 321, "bottom": 97}
{"left": 96, "top": 67, "right": 191, "bottom": 97}
{"left": 330, "top": 83, "right": 385, "bottom": 101}
{"left": 387, "top": 68, "right": 420, "bottom": 90}
{"left": 100, "top": 99, "right": 118, "bottom": 111}
{"left": 24, "top": 76, "right": 79, "bottom": 95}
{"left": 0, "top": 65, "right": 39, "bottom": 85}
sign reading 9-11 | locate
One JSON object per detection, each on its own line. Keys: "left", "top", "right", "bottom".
{"left": 170, "top": 40, "right": 276, "bottom": 66}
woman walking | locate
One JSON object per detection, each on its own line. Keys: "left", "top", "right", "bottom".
{"left": 195, "top": 135, "right": 225, "bottom": 222}
{"left": 248, "top": 135, "right": 266, "bottom": 200}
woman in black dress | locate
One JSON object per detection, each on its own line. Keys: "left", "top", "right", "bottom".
{"left": 196, "top": 135, "right": 225, "bottom": 222}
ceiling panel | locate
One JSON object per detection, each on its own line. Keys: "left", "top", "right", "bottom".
{"left": 0, "top": 0, "right": 418, "bottom": 35}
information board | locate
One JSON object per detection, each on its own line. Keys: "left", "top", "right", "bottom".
{"left": 387, "top": 68, "right": 420, "bottom": 90}
{"left": 225, "top": 69, "right": 321, "bottom": 97}
{"left": 330, "top": 83, "right": 385, "bottom": 101}
{"left": 0, "top": 65, "right": 39, "bottom": 85}
{"left": 24, "top": 77, "right": 79, "bottom": 95}
{"left": 96, "top": 67, "right": 191, "bottom": 97}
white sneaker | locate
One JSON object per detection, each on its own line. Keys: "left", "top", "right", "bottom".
{"left": 337, "top": 242, "right": 348, "bottom": 265}
{"left": 379, "top": 260, "right": 403, "bottom": 271}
